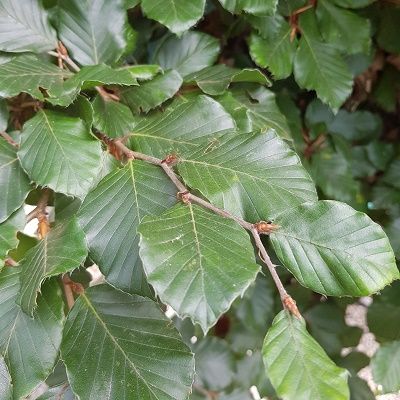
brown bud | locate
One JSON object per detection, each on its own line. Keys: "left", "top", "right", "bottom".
{"left": 162, "top": 154, "right": 178, "bottom": 166}
{"left": 177, "top": 190, "right": 191, "bottom": 204}
{"left": 254, "top": 221, "right": 279, "bottom": 234}
{"left": 283, "top": 295, "right": 301, "bottom": 319}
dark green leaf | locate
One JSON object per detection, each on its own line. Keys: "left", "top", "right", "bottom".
{"left": 129, "top": 95, "right": 235, "bottom": 158}
{"left": 348, "top": 377, "right": 375, "bottom": 400}
{"left": 371, "top": 184, "right": 400, "bottom": 217}
{"left": 61, "top": 284, "right": 194, "bottom": 400}
{"left": 138, "top": 203, "right": 260, "bottom": 332}
{"left": 152, "top": 32, "right": 220, "bottom": 77}
{"left": 18, "top": 218, "right": 87, "bottom": 316}
{"left": 18, "top": 110, "right": 102, "bottom": 198}
{"left": 178, "top": 130, "right": 317, "bottom": 221}
{"left": 0, "top": 0, "right": 57, "bottom": 52}
{"left": 377, "top": 6, "right": 400, "bottom": 54}
{"left": 386, "top": 218, "right": 400, "bottom": 259}
{"left": 263, "top": 311, "right": 349, "bottom": 400}
{"left": 337, "top": 352, "right": 370, "bottom": 376}
{"left": 120, "top": 69, "right": 183, "bottom": 113}
{"left": 218, "top": 0, "right": 278, "bottom": 15}
{"left": 294, "top": 11, "right": 353, "bottom": 111}
{"left": 141, "top": 0, "right": 206, "bottom": 35}
{"left": 372, "top": 65, "right": 400, "bottom": 113}
{"left": 382, "top": 158, "right": 400, "bottom": 189}
{"left": 371, "top": 340, "right": 400, "bottom": 393}
{"left": 185, "top": 65, "right": 270, "bottom": 95}
{"left": 270, "top": 200, "right": 399, "bottom": 296}
{"left": 0, "top": 269, "right": 64, "bottom": 400}
{"left": 0, "top": 139, "right": 30, "bottom": 222}
{"left": 57, "top": 0, "right": 128, "bottom": 65}
{"left": 78, "top": 161, "right": 176, "bottom": 295}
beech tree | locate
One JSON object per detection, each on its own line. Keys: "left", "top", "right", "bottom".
{"left": 0, "top": 0, "right": 399, "bottom": 399}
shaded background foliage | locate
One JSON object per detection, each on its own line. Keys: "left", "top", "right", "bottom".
{"left": 0, "top": 0, "right": 399, "bottom": 399}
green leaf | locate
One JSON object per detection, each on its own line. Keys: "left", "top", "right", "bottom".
{"left": 0, "top": 98, "right": 8, "bottom": 131}
{"left": 337, "top": 352, "right": 370, "bottom": 376}
{"left": 217, "top": 87, "right": 291, "bottom": 139}
{"left": 138, "top": 203, "right": 260, "bottom": 332}
{"left": 129, "top": 95, "right": 236, "bottom": 158}
{"left": 270, "top": 200, "right": 399, "bottom": 296}
{"left": 78, "top": 161, "right": 177, "bottom": 295}
{"left": 294, "top": 11, "right": 353, "bottom": 111}
{"left": 382, "top": 158, "right": 400, "bottom": 189}
{"left": 18, "top": 110, "right": 102, "bottom": 198}
{"left": 332, "top": 0, "right": 375, "bottom": 8}
{"left": 0, "top": 139, "right": 30, "bottom": 223}
{"left": 61, "top": 284, "right": 194, "bottom": 400}
{"left": 92, "top": 96, "right": 135, "bottom": 138}
{"left": 263, "top": 311, "right": 349, "bottom": 400}
{"left": 0, "top": 208, "right": 25, "bottom": 268}
{"left": 372, "top": 65, "right": 400, "bottom": 113}
{"left": 0, "top": 55, "right": 71, "bottom": 103}
{"left": 57, "top": 0, "right": 128, "bottom": 65}
{"left": 121, "top": 69, "right": 183, "bottom": 113}
{"left": 18, "top": 218, "right": 87, "bottom": 316}
{"left": 141, "top": 0, "right": 206, "bottom": 35}
{"left": 249, "top": 15, "right": 296, "bottom": 79}
{"left": 0, "top": 269, "right": 64, "bottom": 400}
{"left": 194, "top": 337, "right": 235, "bottom": 391}
{"left": 152, "top": 32, "right": 220, "bottom": 77}
{"left": 178, "top": 130, "right": 317, "bottom": 221}
{"left": 218, "top": 0, "right": 278, "bottom": 15}
{"left": 0, "top": 0, "right": 57, "bottom": 52}
{"left": 0, "top": 357, "right": 12, "bottom": 400}
{"left": 37, "top": 384, "right": 75, "bottom": 400}
{"left": 377, "top": 6, "right": 400, "bottom": 54}
{"left": 185, "top": 65, "right": 271, "bottom": 95}
{"left": 371, "top": 340, "right": 400, "bottom": 393}
{"left": 386, "top": 218, "right": 400, "bottom": 259}
{"left": 125, "top": 65, "right": 163, "bottom": 80}
{"left": 348, "top": 377, "right": 375, "bottom": 400}
{"left": 371, "top": 184, "right": 400, "bottom": 217}
{"left": 316, "top": 0, "right": 370, "bottom": 54}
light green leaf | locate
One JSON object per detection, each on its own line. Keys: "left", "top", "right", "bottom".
{"left": 141, "top": 0, "right": 206, "bottom": 35}
{"left": 61, "top": 284, "right": 194, "bottom": 400}
{"left": 129, "top": 95, "right": 236, "bottom": 158}
{"left": 386, "top": 218, "right": 400, "bottom": 259}
{"left": 57, "top": 0, "right": 128, "bottom": 65}
{"left": 121, "top": 69, "right": 183, "bottom": 113}
{"left": 0, "top": 98, "right": 8, "bottom": 131}
{"left": 185, "top": 65, "right": 271, "bottom": 95}
{"left": 0, "top": 139, "right": 30, "bottom": 223}
{"left": 294, "top": 12, "right": 353, "bottom": 111}
{"left": 249, "top": 15, "right": 296, "bottom": 79}
{"left": 152, "top": 32, "right": 220, "bottom": 77}
{"left": 18, "top": 218, "right": 87, "bottom": 316}
{"left": 0, "top": 269, "right": 64, "bottom": 400}
{"left": 0, "top": 357, "right": 12, "bottom": 400}
{"left": 18, "top": 110, "right": 102, "bottom": 198}
{"left": 0, "top": 208, "right": 25, "bottom": 268}
{"left": 332, "top": 0, "right": 375, "bottom": 8}
{"left": 316, "top": 0, "right": 370, "bottom": 54}
{"left": 138, "top": 203, "right": 260, "bottom": 332}
{"left": 263, "top": 311, "right": 349, "bottom": 400}
{"left": 216, "top": 88, "right": 291, "bottom": 139}
{"left": 270, "top": 200, "right": 399, "bottom": 296}
{"left": 0, "top": 55, "right": 71, "bottom": 102}
{"left": 92, "top": 96, "right": 135, "bottom": 138}
{"left": 0, "top": 0, "right": 57, "bottom": 52}
{"left": 218, "top": 0, "right": 277, "bottom": 15}
{"left": 371, "top": 341, "right": 400, "bottom": 393}
{"left": 178, "top": 130, "right": 317, "bottom": 221}
{"left": 78, "top": 161, "right": 176, "bottom": 295}
{"left": 124, "top": 65, "right": 163, "bottom": 80}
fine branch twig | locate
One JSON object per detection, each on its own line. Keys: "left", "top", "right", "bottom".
{"left": 26, "top": 188, "right": 51, "bottom": 227}
{"left": 96, "top": 132, "right": 301, "bottom": 317}
{"left": 0, "top": 131, "right": 19, "bottom": 147}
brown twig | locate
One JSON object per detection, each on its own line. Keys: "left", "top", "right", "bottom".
{"left": 96, "top": 132, "right": 300, "bottom": 316}
{"left": 26, "top": 189, "right": 51, "bottom": 239}
{"left": 0, "top": 131, "right": 19, "bottom": 147}
{"left": 62, "top": 275, "right": 76, "bottom": 310}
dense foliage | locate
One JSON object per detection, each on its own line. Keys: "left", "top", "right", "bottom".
{"left": 0, "top": 0, "right": 399, "bottom": 399}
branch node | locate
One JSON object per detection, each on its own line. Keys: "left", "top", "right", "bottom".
{"left": 177, "top": 190, "right": 191, "bottom": 204}
{"left": 161, "top": 154, "right": 178, "bottom": 166}
{"left": 254, "top": 221, "right": 279, "bottom": 234}
{"left": 283, "top": 295, "right": 301, "bottom": 319}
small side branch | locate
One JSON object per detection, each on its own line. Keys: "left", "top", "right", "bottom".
{"left": 0, "top": 131, "right": 19, "bottom": 147}
{"left": 27, "top": 189, "right": 51, "bottom": 240}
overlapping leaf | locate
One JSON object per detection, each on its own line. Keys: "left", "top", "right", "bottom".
{"left": 18, "top": 218, "right": 87, "bottom": 316}
{"left": 218, "top": 0, "right": 277, "bottom": 15}
{"left": 57, "top": 0, "right": 128, "bottom": 65}
{"left": 270, "top": 200, "right": 399, "bottom": 296}
{"left": 141, "top": 0, "right": 206, "bottom": 35}
{"left": 263, "top": 311, "right": 349, "bottom": 400}
{"left": 121, "top": 69, "right": 183, "bottom": 113}
{"left": 178, "top": 130, "right": 317, "bottom": 221}
{"left": 0, "top": 0, "right": 57, "bottom": 52}
{"left": 78, "top": 161, "right": 177, "bottom": 295}
{"left": 185, "top": 65, "right": 270, "bottom": 95}
{"left": 129, "top": 95, "right": 236, "bottom": 158}
{"left": 0, "top": 357, "right": 11, "bottom": 400}
{"left": 138, "top": 203, "right": 260, "bottom": 331}
{"left": 0, "top": 139, "right": 30, "bottom": 222}
{"left": 61, "top": 284, "right": 194, "bottom": 400}
{"left": 18, "top": 111, "right": 102, "bottom": 198}
{"left": 0, "top": 268, "right": 64, "bottom": 400}
{"left": 152, "top": 32, "right": 220, "bottom": 77}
